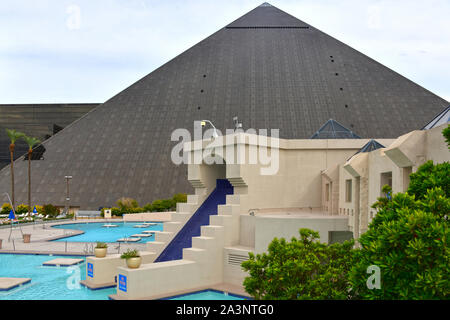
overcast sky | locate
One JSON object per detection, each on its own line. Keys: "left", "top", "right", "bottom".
{"left": 0, "top": 0, "right": 449, "bottom": 104}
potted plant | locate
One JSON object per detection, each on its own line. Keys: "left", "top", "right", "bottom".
{"left": 94, "top": 242, "right": 108, "bottom": 258}
{"left": 120, "top": 249, "right": 141, "bottom": 268}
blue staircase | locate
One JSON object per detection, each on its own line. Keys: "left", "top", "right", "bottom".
{"left": 155, "top": 179, "right": 233, "bottom": 262}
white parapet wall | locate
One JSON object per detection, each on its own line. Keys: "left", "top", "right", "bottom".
{"left": 254, "top": 214, "right": 349, "bottom": 253}
{"left": 82, "top": 252, "right": 156, "bottom": 289}
{"left": 115, "top": 260, "right": 200, "bottom": 299}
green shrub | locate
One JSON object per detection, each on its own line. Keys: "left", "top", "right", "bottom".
{"left": 407, "top": 160, "right": 450, "bottom": 199}
{"left": 1, "top": 203, "right": 12, "bottom": 215}
{"left": 161, "top": 199, "right": 175, "bottom": 211}
{"left": 120, "top": 249, "right": 140, "bottom": 259}
{"left": 172, "top": 193, "right": 187, "bottom": 204}
{"left": 111, "top": 207, "right": 122, "bottom": 216}
{"left": 350, "top": 186, "right": 449, "bottom": 299}
{"left": 143, "top": 203, "right": 153, "bottom": 212}
{"left": 41, "top": 204, "right": 60, "bottom": 218}
{"left": 16, "top": 204, "right": 29, "bottom": 215}
{"left": 241, "top": 228, "right": 356, "bottom": 300}
{"left": 151, "top": 200, "right": 165, "bottom": 212}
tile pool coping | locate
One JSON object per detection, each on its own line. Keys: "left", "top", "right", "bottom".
{"left": 108, "top": 283, "right": 252, "bottom": 300}
{"left": 160, "top": 289, "right": 251, "bottom": 300}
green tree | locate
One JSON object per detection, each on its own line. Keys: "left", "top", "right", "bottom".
{"left": 5, "top": 129, "right": 25, "bottom": 210}
{"left": 350, "top": 185, "right": 449, "bottom": 299}
{"left": 22, "top": 135, "right": 41, "bottom": 217}
{"left": 407, "top": 161, "right": 450, "bottom": 199}
{"left": 443, "top": 124, "right": 450, "bottom": 149}
{"left": 241, "top": 228, "right": 355, "bottom": 300}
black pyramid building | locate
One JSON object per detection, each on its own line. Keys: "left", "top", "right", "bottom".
{"left": 0, "top": 3, "right": 448, "bottom": 209}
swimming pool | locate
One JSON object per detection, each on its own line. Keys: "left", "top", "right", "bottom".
{"left": 0, "top": 254, "right": 249, "bottom": 300}
{"left": 51, "top": 222, "right": 164, "bottom": 243}
{"left": 0, "top": 253, "right": 115, "bottom": 300}
{"left": 166, "top": 289, "right": 248, "bottom": 300}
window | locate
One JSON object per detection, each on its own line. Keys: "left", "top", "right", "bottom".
{"left": 380, "top": 172, "right": 392, "bottom": 196}
{"left": 345, "top": 179, "right": 352, "bottom": 202}
{"left": 325, "top": 183, "right": 330, "bottom": 201}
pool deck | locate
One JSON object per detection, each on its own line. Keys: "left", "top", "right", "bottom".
{"left": 0, "top": 219, "right": 148, "bottom": 255}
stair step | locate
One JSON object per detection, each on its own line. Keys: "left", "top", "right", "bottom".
{"left": 187, "top": 194, "right": 199, "bottom": 204}
{"left": 155, "top": 231, "right": 173, "bottom": 242}
{"left": 177, "top": 202, "right": 197, "bottom": 213}
{"left": 163, "top": 222, "right": 182, "bottom": 233}
{"left": 218, "top": 204, "right": 240, "bottom": 216}
{"left": 146, "top": 241, "right": 165, "bottom": 252}
{"left": 192, "top": 236, "right": 216, "bottom": 249}
{"left": 201, "top": 225, "right": 224, "bottom": 238}
{"left": 183, "top": 247, "right": 207, "bottom": 261}
{"left": 210, "top": 214, "right": 232, "bottom": 227}
{"left": 172, "top": 212, "right": 192, "bottom": 223}
{"left": 226, "top": 194, "right": 241, "bottom": 205}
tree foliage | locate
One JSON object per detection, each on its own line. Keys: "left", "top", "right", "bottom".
{"left": 443, "top": 124, "right": 450, "bottom": 150}
{"left": 241, "top": 228, "right": 355, "bottom": 300}
{"left": 350, "top": 185, "right": 449, "bottom": 299}
{"left": 407, "top": 160, "right": 450, "bottom": 199}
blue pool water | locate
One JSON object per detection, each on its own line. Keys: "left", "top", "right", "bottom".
{"left": 51, "top": 222, "right": 164, "bottom": 243}
{"left": 0, "top": 254, "right": 248, "bottom": 300}
{"left": 168, "top": 290, "right": 247, "bottom": 300}
{"left": 0, "top": 254, "right": 115, "bottom": 300}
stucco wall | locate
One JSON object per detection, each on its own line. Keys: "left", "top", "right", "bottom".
{"left": 254, "top": 214, "right": 349, "bottom": 254}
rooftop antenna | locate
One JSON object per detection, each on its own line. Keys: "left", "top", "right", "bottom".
{"left": 233, "top": 116, "right": 243, "bottom": 132}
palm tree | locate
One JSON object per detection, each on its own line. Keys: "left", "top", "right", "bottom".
{"left": 23, "top": 135, "right": 41, "bottom": 217}
{"left": 6, "top": 129, "right": 25, "bottom": 210}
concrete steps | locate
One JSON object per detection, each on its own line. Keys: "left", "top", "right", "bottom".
{"left": 200, "top": 225, "right": 224, "bottom": 238}
{"left": 146, "top": 241, "right": 166, "bottom": 253}
{"left": 155, "top": 231, "right": 173, "bottom": 242}
{"left": 164, "top": 221, "right": 182, "bottom": 233}
{"left": 191, "top": 236, "right": 217, "bottom": 249}
{"left": 172, "top": 212, "right": 193, "bottom": 223}
{"left": 182, "top": 247, "right": 208, "bottom": 261}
